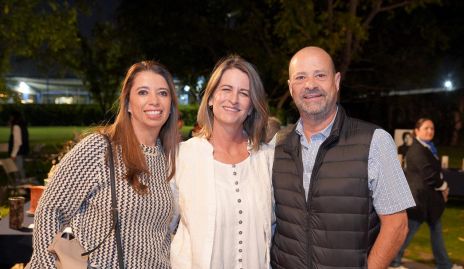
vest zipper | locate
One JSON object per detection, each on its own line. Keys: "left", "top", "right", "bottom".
{"left": 305, "top": 134, "right": 337, "bottom": 267}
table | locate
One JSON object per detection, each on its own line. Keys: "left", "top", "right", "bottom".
{"left": 0, "top": 203, "right": 33, "bottom": 268}
{"left": 443, "top": 169, "right": 464, "bottom": 197}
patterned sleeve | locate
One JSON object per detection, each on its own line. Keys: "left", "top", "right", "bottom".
{"left": 368, "top": 129, "right": 416, "bottom": 215}
{"left": 27, "top": 133, "right": 107, "bottom": 268}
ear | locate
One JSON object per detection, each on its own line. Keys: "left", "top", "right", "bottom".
{"left": 288, "top": 79, "right": 293, "bottom": 97}
{"left": 334, "top": 72, "right": 341, "bottom": 92}
{"left": 127, "top": 104, "right": 132, "bottom": 113}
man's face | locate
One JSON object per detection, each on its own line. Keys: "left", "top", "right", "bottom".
{"left": 288, "top": 48, "right": 340, "bottom": 120}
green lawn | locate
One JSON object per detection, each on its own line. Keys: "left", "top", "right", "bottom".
{"left": 404, "top": 199, "right": 464, "bottom": 264}
{"left": 0, "top": 126, "right": 194, "bottom": 146}
{"left": 0, "top": 126, "right": 90, "bottom": 146}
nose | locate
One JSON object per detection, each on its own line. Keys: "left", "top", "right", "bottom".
{"left": 229, "top": 90, "right": 239, "bottom": 104}
{"left": 149, "top": 91, "right": 160, "bottom": 105}
{"left": 304, "top": 77, "right": 316, "bottom": 89}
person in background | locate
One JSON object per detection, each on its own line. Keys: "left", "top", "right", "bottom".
{"left": 8, "top": 110, "right": 29, "bottom": 180}
{"left": 171, "top": 55, "right": 274, "bottom": 269}
{"left": 390, "top": 118, "right": 462, "bottom": 269}
{"left": 398, "top": 131, "right": 412, "bottom": 168}
{"left": 265, "top": 116, "right": 282, "bottom": 143}
{"left": 398, "top": 131, "right": 412, "bottom": 157}
{"left": 271, "top": 46, "right": 415, "bottom": 269}
{"left": 187, "top": 121, "right": 201, "bottom": 139}
{"left": 27, "top": 60, "right": 179, "bottom": 268}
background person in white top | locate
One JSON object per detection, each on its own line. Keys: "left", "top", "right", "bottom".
{"left": 171, "top": 55, "right": 274, "bottom": 269}
{"left": 8, "top": 110, "right": 29, "bottom": 180}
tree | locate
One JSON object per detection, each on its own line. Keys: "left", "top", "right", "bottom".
{"left": 75, "top": 22, "right": 129, "bottom": 115}
{"left": 270, "top": 0, "right": 441, "bottom": 109}
{"left": 0, "top": 0, "right": 80, "bottom": 89}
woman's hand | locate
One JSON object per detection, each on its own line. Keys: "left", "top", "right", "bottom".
{"left": 442, "top": 187, "right": 450, "bottom": 202}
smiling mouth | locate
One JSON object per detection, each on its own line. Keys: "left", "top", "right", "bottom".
{"left": 145, "top": 110, "right": 162, "bottom": 115}
{"left": 145, "top": 110, "right": 163, "bottom": 117}
{"left": 223, "top": 106, "right": 240, "bottom": 112}
{"left": 302, "top": 93, "right": 324, "bottom": 100}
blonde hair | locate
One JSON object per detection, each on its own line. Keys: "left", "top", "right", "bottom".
{"left": 196, "top": 55, "right": 269, "bottom": 151}
{"left": 101, "top": 60, "right": 179, "bottom": 194}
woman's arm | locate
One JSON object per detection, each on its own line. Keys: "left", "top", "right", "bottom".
{"left": 27, "top": 134, "right": 106, "bottom": 268}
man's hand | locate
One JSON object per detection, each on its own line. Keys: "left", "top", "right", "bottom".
{"left": 368, "top": 211, "right": 408, "bottom": 269}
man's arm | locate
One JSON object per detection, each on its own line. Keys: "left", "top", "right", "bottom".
{"left": 368, "top": 210, "right": 408, "bottom": 269}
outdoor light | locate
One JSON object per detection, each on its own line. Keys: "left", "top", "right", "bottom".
{"left": 184, "top": 85, "right": 191, "bottom": 92}
{"left": 18, "top": 81, "right": 31, "bottom": 94}
{"left": 444, "top": 80, "right": 453, "bottom": 91}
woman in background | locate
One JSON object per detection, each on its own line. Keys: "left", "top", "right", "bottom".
{"left": 8, "top": 110, "right": 29, "bottom": 180}
{"left": 28, "top": 60, "right": 179, "bottom": 268}
{"left": 171, "top": 55, "right": 273, "bottom": 269}
{"left": 390, "top": 118, "right": 462, "bottom": 269}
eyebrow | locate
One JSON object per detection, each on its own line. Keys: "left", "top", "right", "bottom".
{"left": 135, "top": 86, "right": 169, "bottom": 91}
{"left": 292, "top": 71, "right": 308, "bottom": 77}
{"left": 219, "top": 84, "right": 250, "bottom": 91}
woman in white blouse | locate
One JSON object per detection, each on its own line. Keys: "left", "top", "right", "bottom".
{"left": 171, "top": 55, "right": 274, "bottom": 269}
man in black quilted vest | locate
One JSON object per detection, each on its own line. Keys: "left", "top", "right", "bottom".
{"left": 271, "top": 46, "right": 416, "bottom": 269}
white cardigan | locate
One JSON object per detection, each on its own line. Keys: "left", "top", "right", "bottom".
{"left": 171, "top": 137, "right": 274, "bottom": 269}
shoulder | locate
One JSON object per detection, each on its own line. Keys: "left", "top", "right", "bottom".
{"left": 372, "top": 128, "right": 393, "bottom": 141}
{"left": 345, "top": 116, "right": 380, "bottom": 133}
{"left": 79, "top": 133, "right": 107, "bottom": 148}
{"left": 369, "top": 129, "right": 397, "bottom": 151}
{"left": 407, "top": 139, "right": 427, "bottom": 155}
{"left": 66, "top": 133, "right": 108, "bottom": 158}
{"left": 258, "top": 141, "right": 275, "bottom": 155}
{"left": 178, "top": 136, "right": 212, "bottom": 161}
{"left": 54, "top": 133, "right": 108, "bottom": 172}
{"left": 275, "top": 124, "right": 296, "bottom": 146}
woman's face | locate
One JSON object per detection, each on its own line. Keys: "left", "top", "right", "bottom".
{"left": 128, "top": 71, "right": 172, "bottom": 138}
{"left": 415, "top": 120, "right": 435, "bottom": 142}
{"left": 208, "top": 68, "right": 252, "bottom": 128}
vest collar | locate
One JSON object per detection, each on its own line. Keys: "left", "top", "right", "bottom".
{"left": 282, "top": 105, "right": 346, "bottom": 153}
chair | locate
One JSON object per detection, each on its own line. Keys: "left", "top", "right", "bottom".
{"left": 0, "top": 158, "right": 19, "bottom": 185}
{"left": 0, "top": 143, "right": 8, "bottom": 153}
{"left": 0, "top": 158, "right": 37, "bottom": 196}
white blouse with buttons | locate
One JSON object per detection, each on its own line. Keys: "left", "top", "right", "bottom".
{"left": 210, "top": 156, "right": 265, "bottom": 269}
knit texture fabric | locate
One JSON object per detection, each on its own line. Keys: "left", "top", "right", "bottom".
{"left": 28, "top": 133, "right": 173, "bottom": 268}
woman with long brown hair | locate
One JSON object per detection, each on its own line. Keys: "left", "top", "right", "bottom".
{"left": 28, "top": 60, "right": 179, "bottom": 268}
{"left": 171, "top": 55, "right": 273, "bottom": 269}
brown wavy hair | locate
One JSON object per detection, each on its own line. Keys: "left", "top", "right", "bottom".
{"left": 196, "top": 55, "right": 269, "bottom": 150}
{"left": 101, "top": 60, "right": 179, "bottom": 194}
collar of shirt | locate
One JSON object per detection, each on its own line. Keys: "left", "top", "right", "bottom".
{"left": 415, "top": 137, "right": 438, "bottom": 157}
{"left": 295, "top": 107, "right": 338, "bottom": 146}
{"left": 415, "top": 137, "right": 432, "bottom": 150}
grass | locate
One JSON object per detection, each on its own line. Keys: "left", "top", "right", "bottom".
{"left": 0, "top": 126, "right": 193, "bottom": 146}
{"left": 404, "top": 199, "right": 464, "bottom": 264}
{"left": 0, "top": 126, "right": 89, "bottom": 146}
